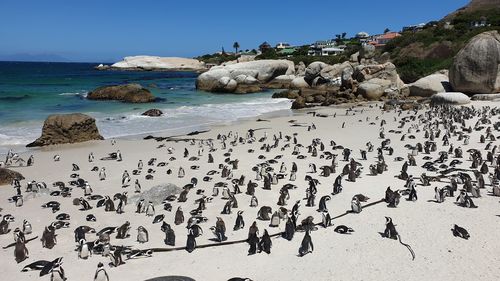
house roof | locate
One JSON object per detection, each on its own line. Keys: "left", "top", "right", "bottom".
{"left": 378, "top": 32, "right": 401, "bottom": 40}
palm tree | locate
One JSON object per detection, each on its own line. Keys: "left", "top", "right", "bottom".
{"left": 233, "top": 42, "right": 240, "bottom": 54}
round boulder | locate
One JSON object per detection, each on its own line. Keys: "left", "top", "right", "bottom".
{"left": 430, "top": 92, "right": 471, "bottom": 105}
{"left": 27, "top": 113, "right": 104, "bottom": 147}
{"left": 0, "top": 168, "right": 24, "bottom": 186}
{"left": 409, "top": 73, "right": 451, "bottom": 97}
{"left": 357, "top": 78, "right": 392, "bottom": 100}
{"left": 449, "top": 31, "right": 500, "bottom": 94}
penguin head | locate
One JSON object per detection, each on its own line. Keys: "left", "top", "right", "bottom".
{"left": 97, "top": 262, "right": 104, "bottom": 268}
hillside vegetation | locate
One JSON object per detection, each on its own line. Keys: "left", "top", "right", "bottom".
{"left": 385, "top": 8, "right": 500, "bottom": 83}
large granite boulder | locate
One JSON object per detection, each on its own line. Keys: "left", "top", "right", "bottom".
{"left": 111, "top": 56, "right": 206, "bottom": 71}
{"left": 0, "top": 168, "right": 24, "bottom": 186}
{"left": 409, "top": 73, "right": 451, "bottom": 97}
{"left": 266, "top": 75, "right": 296, "bottom": 89}
{"left": 431, "top": 92, "right": 471, "bottom": 105}
{"left": 142, "top": 109, "right": 163, "bottom": 117}
{"left": 296, "top": 61, "right": 306, "bottom": 76}
{"left": 305, "top": 61, "right": 352, "bottom": 86}
{"left": 291, "top": 77, "right": 310, "bottom": 89}
{"left": 27, "top": 113, "right": 104, "bottom": 147}
{"left": 196, "top": 60, "right": 294, "bottom": 93}
{"left": 449, "top": 31, "right": 500, "bottom": 94}
{"left": 359, "top": 44, "right": 376, "bottom": 60}
{"left": 357, "top": 78, "right": 392, "bottom": 100}
{"left": 87, "top": 84, "right": 156, "bottom": 103}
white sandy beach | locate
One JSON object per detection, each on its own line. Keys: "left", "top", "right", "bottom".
{"left": 1, "top": 101, "right": 500, "bottom": 281}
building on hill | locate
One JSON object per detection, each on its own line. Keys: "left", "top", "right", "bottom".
{"left": 471, "top": 16, "right": 489, "bottom": 28}
{"left": 402, "top": 23, "right": 426, "bottom": 32}
{"left": 277, "top": 47, "right": 297, "bottom": 57}
{"left": 368, "top": 32, "right": 401, "bottom": 48}
{"left": 275, "top": 42, "right": 291, "bottom": 49}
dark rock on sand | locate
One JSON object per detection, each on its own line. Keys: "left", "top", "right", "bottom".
{"left": 0, "top": 168, "right": 24, "bottom": 186}
{"left": 27, "top": 113, "right": 104, "bottom": 147}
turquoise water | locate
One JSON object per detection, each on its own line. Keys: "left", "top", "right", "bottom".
{"left": 0, "top": 61, "right": 292, "bottom": 151}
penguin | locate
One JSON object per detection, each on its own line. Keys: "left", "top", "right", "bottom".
{"left": 351, "top": 196, "right": 362, "bottom": 213}
{"left": 134, "top": 179, "right": 141, "bottom": 193}
{"left": 161, "top": 222, "right": 175, "bottom": 246}
{"left": 86, "top": 214, "right": 97, "bottom": 222}
{"left": 153, "top": 214, "right": 165, "bottom": 224}
{"left": 178, "top": 167, "right": 185, "bottom": 178}
{"left": 334, "top": 225, "right": 354, "bottom": 234}
{"left": 186, "top": 231, "right": 197, "bottom": 253}
{"left": 175, "top": 207, "right": 184, "bottom": 225}
{"left": 88, "top": 152, "right": 94, "bottom": 163}
{"left": 135, "top": 199, "right": 145, "bottom": 213}
{"left": 298, "top": 230, "right": 314, "bottom": 256}
{"left": 383, "top": 217, "right": 398, "bottom": 239}
{"left": 109, "top": 247, "right": 125, "bottom": 267}
{"left": 99, "top": 168, "right": 106, "bottom": 181}
{"left": 84, "top": 183, "right": 93, "bottom": 196}
{"left": 269, "top": 211, "right": 280, "bottom": 227}
{"left": 116, "top": 221, "right": 131, "bottom": 239}
{"left": 258, "top": 229, "right": 272, "bottom": 254}
{"left": 94, "top": 262, "right": 109, "bottom": 281}
{"left": 78, "top": 239, "right": 91, "bottom": 259}
{"left": 79, "top": 197, "right": 93, "bottom": 210}
{"left": 282, "top": 216, "right": 295, "bottom": 241}
{"left": 41, "top": 225, "right": 57, "bottom": 249}
{"left": 452, "top": 224, "right": 470, "bottom": 240}
{"left": 23, "top": 219, "right": 32, "bottom": 235}
{"left": 14, "top": 236, "right": 29, "bottom": 263}
{"left": 50, "top": 263, "right": 66, "bottom": 281}
{"left": 322, "top": 211, "right": 332, "bottom": 228}
{"left": 233, "top": 211, "right": 245, "bottom": 230}
{"left": 22, "top": 260, "right": 51, "bottom": 272}
{"left": 137, "top": 226, "right": 149, "bottom": 243}
{"left": 317, "top": 195, "right": 331, "bottom": 212}
{"left": 145, "top": 201, "right": 155, "bottom": 216}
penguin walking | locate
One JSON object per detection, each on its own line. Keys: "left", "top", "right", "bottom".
{"left": 94, "top": 262, "right": 109, "bottom": 281}
{"left": 258, "top": 229, "right": 272, "bottom": 254}
{"left": 14, "top": 236, "right": 29, "bottom": 263}
{"left": 50, "top": 263, "right": 66, "bottom": 281}
{"left": 186, "top": 231, "right": 196, "bottom": 253}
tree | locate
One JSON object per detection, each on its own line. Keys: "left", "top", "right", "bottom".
{"left": 384, "top": 28, "right": 390, "bottom": 34}
{"left": 222, "top": 46, "right": 226, "bottom": 55}
{"left": 341, "top": 32, "right": 347, "bottom": 39}
{"left": 233, "top": 42, "right": 240, "bottom": 54}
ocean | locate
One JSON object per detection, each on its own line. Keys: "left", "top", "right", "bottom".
{"left": 0, "top": 61, "right": 292, "bottom": 154}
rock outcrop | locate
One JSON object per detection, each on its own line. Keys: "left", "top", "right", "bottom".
{"left": 357, "top": 78, "right": 392, "bottom": 100}
{"left": 142, "top": 109, "right": 163, "bottom": 117}
{"left": 111, "top": 56, "right": 206, "bottom": 71}
{"left": 0, "top": 168, "right": 24, "bottom": 186}
{"left": 430, "top": 92, "right": 471, "bottom": 105}
{"left": 87, "top": 84, "right": 156, "bottom": 103}
{"left": 196, "top": 60, "right": 294, "bottom": 93}
{"left": 449, "top": 31, "right": 500, "bottom": 94}
{"left": 410, "top": 73, "right": 451, "bottom": 97}
{"left": 27, "top": 113, "right": 104, "bottom": 147}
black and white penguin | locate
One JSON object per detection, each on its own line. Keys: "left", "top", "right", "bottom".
{"left": 41, "top": 225, "right": 57, "bottom": 249}
{"left": 351, "top": 196, "right": 362, "bottom": 213}
{"left": 174, "top": 207, "right": 184, "bottom": 225}
{"left": 233, "top": 211, "right": 245, "bottom": 231}
{"left": 116, "top": 221, "right": 131, "bottom": 239}
{"left": 22, "top": 260, "right": 51, "bottom": 272}
{"left": 23, "top": 219, "right": 32, "bottom": 235}
{"left": 94, "top": 262, "right": 109, "bottom": 281}
{"left": 334, "top": 225, "right": 354, "bottom": 234}
{"left": 145, "top": 201, "right": 155, "bottom": 217}
{"left": 79, "top": 197, "right": 93, "bottom": 210}
{"left": 161, "top": 222, "right": 175, "bottom": 246}
{"left": 14, "top": 236, "right": 29, "bottom": 263}
{"left": 88, "top": 152, "right": 94, "bottom": 163}
{"left": 134, "top": 179, "right": 141, "bottom": 193}
{"left": 99, "top": 168, "right": 106, "bottom": 181}
{"left": 452, "top": 224, "right": 470, "bottom": 240}
{"left": 186, "top": 231, "right": 197, "bottom": 253}
{"left": 258, "top": 229, "right": 272, "bottom": 254}
{"left": 50, "top": 263, "right": 66, "bottom": 281}
{"left": 78, "top": 239, "right": 91, "bottom": 259}
{"left": 383, "top": 217, "right": 398, "bottom": 239}
{"left": 317, "top": 195, "right": 331, "bottom": 212}
{"left": 137, "top": 226, "right": 149, "bottom": 243}
{"left": 298, "top": 230, "right": 314, "bottom": 256}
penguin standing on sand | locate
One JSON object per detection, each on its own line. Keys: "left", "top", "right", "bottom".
{"left": 23, "top": 220, "right": 32, "bottom": 235}
{"left": 94, "top": 262, "right": 109, "bottom": 281}
{"left": 78, "top": 239, "right": 91, "bottom": 259}
{"left": 88, "top": 152, "right": 94, "bottom": 163}
{"left": 14, "top": 236, "right": 29, "bottom": 263}
{"left": 233, "top": 211, "right": 245, "bottom": 230}
{"left": 99, "top": 168, "right": 106, "bottom": 181}
{"left": 186, "top": 230, "right": 196, "bottom": 253}
{"left": 137, "top": 226, "right": 149, "bottom": 243}
{"left": 351, "top": 196, "right": 362, "bottom": 213}
{"left": 50, "top": 263, "right": 66, "bottom": 281}
{"left": 298, "top": 230, "right": 313, "bottom": 256}
{"left": 145, "top": 201, "right": 155, "bottom": 217}
{"left": 258, "top": 229, "right": 272, "bottom": 254}
{"left": 134, "top": 179, "right": 141, "bottom": 193}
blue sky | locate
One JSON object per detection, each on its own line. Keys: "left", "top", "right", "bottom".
{"left": 0, "top": 0, "right": 469, "bottom": 62}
